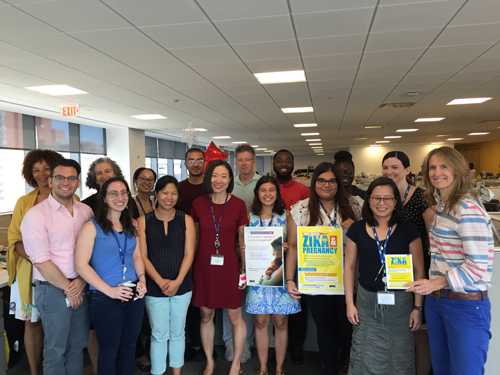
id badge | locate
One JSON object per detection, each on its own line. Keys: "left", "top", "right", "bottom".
{"left": 377, "top": 291, "right": 395, "bottom": 305}
{"left": 210, "top": 254, "right": 224, "bottom": 266}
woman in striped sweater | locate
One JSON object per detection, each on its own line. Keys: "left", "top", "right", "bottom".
{"left": 408, "top": 146, "right": 494, "bottom": 375}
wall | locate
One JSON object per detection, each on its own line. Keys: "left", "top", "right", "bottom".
{"left": 456, "top": 139, "right": 500, "bottom": 174}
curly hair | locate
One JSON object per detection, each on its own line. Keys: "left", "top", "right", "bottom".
{"left": 22, "top": 149, "right": 64, "bottom": 187}
{"left": 85, "top": 157, "right": 124, "bottom": 190}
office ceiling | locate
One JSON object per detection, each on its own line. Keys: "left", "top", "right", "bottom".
{"left": 1, "top": 0, "right": 500, "bottom": 155}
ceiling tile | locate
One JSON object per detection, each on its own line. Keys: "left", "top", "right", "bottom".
{"left": 290, "top": 0, "right": 376, "bottom": 14}
{"left": 141, "top": 22, "right": 225, "bottom": 49}
{"left": 196, "top": 0, "right": 288, "bottom": 21}
{"left": 215, "top": 16, "right": 294, "bottom": 44}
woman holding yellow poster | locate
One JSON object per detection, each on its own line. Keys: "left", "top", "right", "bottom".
{"left": 344, "top": 177, "right": 424, "bottom": 375}
{"left": 286, "top": 162, "right": 355, "bottom": 375}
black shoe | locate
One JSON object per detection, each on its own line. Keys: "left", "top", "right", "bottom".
{"left": 290, "top": 347, "right": 304, "bottom": 365}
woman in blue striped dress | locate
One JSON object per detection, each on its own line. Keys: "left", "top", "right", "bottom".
{"left": 245, "top": 175, "right": 300, "bottom": 375}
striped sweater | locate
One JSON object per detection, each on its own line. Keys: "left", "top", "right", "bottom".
{"left": 429, "top": 194, "right": 494, "bottom": 293}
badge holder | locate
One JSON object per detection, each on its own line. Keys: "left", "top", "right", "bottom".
{"left": 210, "top": 235, "right": 224, "bottom": 266}
{"left": 377, "top": 275, "right": 395, "bottom": 306}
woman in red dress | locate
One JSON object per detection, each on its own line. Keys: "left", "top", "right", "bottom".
{"left": 191, "top": 160, "right": 248, "bottom": 375}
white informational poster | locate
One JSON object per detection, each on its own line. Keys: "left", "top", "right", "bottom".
{"left": 244, "top": 227, "right": 284, "bottom": 287}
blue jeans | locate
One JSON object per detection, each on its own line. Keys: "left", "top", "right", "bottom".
{"left": 89, "top": 292, "right": 145, "bottom": 375}
{"left": 425, "top": 294, "right": 491, "bottom": 375}
{"left": 35, "top": 282, "right": 89, "bottom": 375}
{"left": 145, "top": 292, "right": 192, "bottom": 374}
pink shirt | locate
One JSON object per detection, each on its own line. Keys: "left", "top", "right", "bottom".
{"left": 21, "top": 194, "right": 93, "bottom": 281}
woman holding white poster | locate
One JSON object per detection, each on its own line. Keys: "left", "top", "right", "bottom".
{"left": 344, "top": 176, "right": 424, "bottom": 375}
{"left": 246, "top": 175, "right": 300, "bottom": 375}
{"left": 286, "top": 162, "right": 356, "bottom": 375}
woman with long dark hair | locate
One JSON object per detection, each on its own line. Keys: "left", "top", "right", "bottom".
{"left": 75, "top": 177, "right": 146, "bottom": 375}
{"left": 344, "top": 177, "right": 424, "bottom": 375}
{"left": 408, "top": 147, "right": 494, "bottom": 375}
{"left": 246, "top": 175, "right": 300, "bottom": 375}
{"left": 285, "top": 162, "right": 355, "bottom": 375}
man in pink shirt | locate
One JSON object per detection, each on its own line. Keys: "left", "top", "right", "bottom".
{"left": 21, "top": 159, "right": 93, "bottom": 375}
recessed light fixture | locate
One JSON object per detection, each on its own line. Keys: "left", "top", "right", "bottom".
{"left": 415, "top": 117, "right": 445, "bottom": 122}
{"left": 430, "top": 142, "right": 443, "bottom": 145}
{"left": 25, "top": 84, "right": 88, "bottom": 96}
{"left": 436, "top": 134, "right": 449, "bottom": 137}
{"left": 305, "top": 138, "right": 321, "bottom": 142}
{"left": 254, "top": 70, "right": 306, "bottom": 84}
{"left": 311, "top": 147, "right": 324, "bottom": 149}
{"left": 376, "top": 140, "right": 390, "bottom": 144}
{"left": 293, "top": 123, "right": 317, "bottom": 128}
{"left": 185, "top": 127, "right": 207, "bottom": 132}
{"left": 396, "top": 129, "right": 419, "bottom": 133}
{"left": 301, "top": 132, "right": 320, "bottom": 136}
{"left": 309, "top": 143, "right": 323, "bottom": 146}
{"left": 266, "top": 150, "right": 275, "bottom": 153}
{"left": 256, "top": 147, "right": 267, "bottom": 151}
{"left": 447, "top": 137, "right": 464, "bottom": 141}
{"left": 364, "top": 125, "right": 383, "bottom": 129}
{"left": 355, "top": 137, "right": 368, "bottom": 140}
{"left": 447, "top": 97, "right": 492, "bottom": 105}
{"left": 232, "top": 141, "right": 247, "bottom": 144}
{"left": 468, "top": 132, "right": 490, "bottom": 136}
{"left": 316, "top": 154, "right": 325, "bottom": 156}
{"left": 132, "top": 114, "right": 167, "bottom": 120}
{"left": 384, "top": 136, "right": 402, "bottom": 139}
{"left": 213, "top": 135, "right": 231, "bottom": 139}
{"left": 251, "top": 145, "right": 259, "bottom": 147}
{"left": 282, "top": 107, "right": 313, "bottom": 113}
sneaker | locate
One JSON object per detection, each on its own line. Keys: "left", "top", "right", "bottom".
{"left": 241, "top": 346, "right": 251, "bottom": 363}
{"left": 225, "top": 343, "right": 234, "bottom": 362}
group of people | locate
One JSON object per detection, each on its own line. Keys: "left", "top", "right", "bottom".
{"left": 6, "top": 143, "right": 494, "bottom": 375}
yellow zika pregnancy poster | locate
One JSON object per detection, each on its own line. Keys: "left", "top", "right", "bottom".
{"left": 297, "top": 226, "right": 344, "bottom": 295}
{"left": 385, "top": 254, "right": 414, "bottom": 289}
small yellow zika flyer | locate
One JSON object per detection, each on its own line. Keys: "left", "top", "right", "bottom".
{"left": 297, "top": 226, "right": 344, "bottom": 295}
{"left": 385, "top": 254, "right": 414, "bottom": 289}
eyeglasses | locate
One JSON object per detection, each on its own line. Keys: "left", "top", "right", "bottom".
{"left": 107, "top": 191, "right": 129, "bottom": 199}
{"left": 316, "top": 178, "right": 337, "bottom": 186}
{"left": 370, "top": 196, "right": 395, "bottom": 203}
{"left": 187, "top": 159, "right": 204, "bottom": 165}
{"left": 137, "top": 177, "right": 155, "bottom": 183}
{"left": 52, "top": 175, "right": 78, "bottom": 183}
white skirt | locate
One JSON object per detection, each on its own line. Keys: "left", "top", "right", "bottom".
{"left": 9, "top": 278, "right": 40, "bottom": 322}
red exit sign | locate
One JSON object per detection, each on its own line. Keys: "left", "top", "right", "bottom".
{"left": 60, "top": 104, "right": 79, "bottom": 117}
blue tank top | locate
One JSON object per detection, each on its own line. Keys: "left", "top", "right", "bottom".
{"left": 89, "top": 221, "right": 138, "bottom": 290}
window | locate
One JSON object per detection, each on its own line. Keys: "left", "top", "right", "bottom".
{"left": 0, "top": 112, "right": 35, "bottom": 149}
{"left": 145, "top": 137, "right": 188, "bottom": 181}
{"left": 0, "top": 149, "right": 28, "bottom": 213}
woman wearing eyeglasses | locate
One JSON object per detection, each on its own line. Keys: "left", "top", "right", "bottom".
{"left": 286, "top": 162, "right": 355, "bottom": 375}
{"left": 344, "top": 177, "right": 424, "bottom": 375}
{"left": 133, "top": 167, "right": 157, "bottom": 217}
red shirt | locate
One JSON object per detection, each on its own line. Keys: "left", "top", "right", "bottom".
{"left": 279, "top": 179, "right": 309, "bottom": 210}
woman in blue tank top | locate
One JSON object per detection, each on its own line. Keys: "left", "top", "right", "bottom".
{"left": 75, "top": 177, "right": 146, "bottom": 375}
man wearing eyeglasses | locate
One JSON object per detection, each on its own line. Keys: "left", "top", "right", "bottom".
{"left": 20, "top": 158, "right": 93, "bottom": 375}
{"left": 178, "top": 147, "right": 207, "bottom": 361}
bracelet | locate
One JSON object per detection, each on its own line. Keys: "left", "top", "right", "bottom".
{"left": 413, "top": 305, "right": 423, "bottom": 312}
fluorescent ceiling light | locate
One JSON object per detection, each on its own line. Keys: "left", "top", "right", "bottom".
{"left": 282, "top": 106, "right": 313, "bottom": 113}
{"left": 251, "top": 145, "right": 259, "bottom": 147}
{"left": 355, "top": 137, "right": 368, "bottom": 140}
{"left": 132, "top": 114, "right": 166, "bottom": 120}
{"left": 376, "top": 140, "right": 390, "bottom": 144}
{"left": 396, "top": 128, "right": 419, "bottom": 133}
{"left": 301, "top": 132, "right": 320, "bottom": 136}
{"left": 447, "top": 137, "right": 464, "bottom": 141}
{"left": 256, "top": 147, "right": 267, "bottom": 151}
{"left": 25, "top": 84, "right": 88, "bottom": 96}
{"left": 311, "top": 146, "right": 324, "bottom": 149}
{"left": 447, "top": 97, "right": 492, "bottom": 105}
{"left": 415, "top": 117, "right": 445, "bottom": 122}
{"left": 185, "top": 127, "right": 207, "bottom": 132}
{"left": 364, "top": 125, "right": 383, "bottom": 129}
{"left": 436, "top": 134, "right": 449, "bottom": 137}
{"left": 468, "top": 132, "right": 490, "bottom": 136}
{"left": 231, "top": 141, "right": 247, "bottom": 144}
{"left": 305, "top": 138, "right": 321, "bottom": 142}
{"left": 431, "top": 142, "right": 443, "bottom": 145}
{"left": 254, "top": 70, "right": 306, "bottom": 84}
{"left": 384, "top": 135, "right": 402, "bottom": 139}
{"left": 213, "top": 135, "right": 231, "bottom": 139}
{"left": 293, "top": 123, "right": 317, "bottom": 128}
{"left": 309, "top": 143, "right": 323, "bottom": 146}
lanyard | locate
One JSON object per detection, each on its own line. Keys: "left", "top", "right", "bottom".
{"left": 372, "top": 226, "right": 393, "bottom": 286}
{"left": 259, "top": 214, "right": 275, "bottom": 227}
{"left": 319, "top": 201, "right": 337, "bottom": 227}
{"left": 209, "top": 194, "right": 229, "bottom": 254}
{"left": 111, "top": 230, "right": 129, "bottom": 281}
{"left": 402, "top": 184, "right": 411, "bottom": 205}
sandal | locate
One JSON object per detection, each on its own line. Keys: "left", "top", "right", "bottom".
{"left": 256, "top": 369, "right": 268, "bottom": 375}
